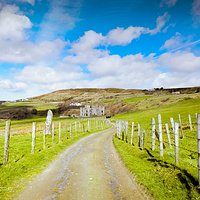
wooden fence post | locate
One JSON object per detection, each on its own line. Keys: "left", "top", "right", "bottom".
{"left": 120, "top": 121, "right": 124, "bottom": 141}
{"left": 174, "top": 122, "right": 179, "bottom": 165}
{"left": 197, "top": 114, "right": 200, "bottom": 186}
{"left": 52, "top": 122, "right": 55, "bottom": 145}
{"left": 58, "top": 122, "right": 61, "bottom": 143}
{"left": 170, "top": 117, "right": 175, "bottom": 133}
{"left": 188, "top": 114, "right": 193, "bottom": 131}
{"left": 119, "top": 121, "right": 122, "bottom": 139}
{"left": 31, "top": 122, "right": 36, "bottom": 154}
{"left": 130, "top": 122, "right": 134, "bottom": 145}
{"left": 4, "top": 120, "right": 11, "bottom": 164}
{"left": 125, "top": 121, "right": 128, "bottom": 143}
{"left": 138, "top": 123, "right": 141, "bottom": 148}
{"left": 158, "top": 114, "right": 163, "bottom": 157}
{"left": 75, "top": 121, "right": 77, "bottom": 135}
{"left": 141, "top": 129, "right": 145, "bottom": 149}
{"left": 178, "top": 114, "right": 184, "bottom": 138}
{"left": 165, "top": 123, "right": 171, "bottom": 149}
{"left": 152, "top": 118, "right": 155, "bottom": 151}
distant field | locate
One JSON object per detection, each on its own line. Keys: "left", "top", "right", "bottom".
{"left": 123, "top": 95, "right": 153, "bottom": 103}
{"left": 0, "top": 101, "right": 58, "bottom": 111}
{"left": 115, "top": 95, "right": 200, "bottom": 127}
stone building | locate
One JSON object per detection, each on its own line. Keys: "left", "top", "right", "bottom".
{"left": 80, "top": 105, "right": 105, "bottom": 117}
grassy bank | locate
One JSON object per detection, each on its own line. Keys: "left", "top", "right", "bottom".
{"left": 113, "top": 137, "right": 200, "bottom": 200}
{"left": 113, "top": 95, "right": 200, "bottom": 200}
{"left": 0, "top": 118, "right": 109, "bottom": 199}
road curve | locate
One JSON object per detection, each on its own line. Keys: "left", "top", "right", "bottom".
{"left": 16, "top": 127, "right": 151, "bottom": 200}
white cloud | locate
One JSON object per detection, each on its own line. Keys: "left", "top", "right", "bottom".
{"left": 149, "top": 12, "right": 170, "bottom": 34}
{"left": 0, "top": 5, "right": 32, "bottom": 41}
{"left": 18, "top": 0, "right": 35, "bottom": 6}
{"left": 161, "top": 33, "right": 200, "bottom": 52}
{"left": 105, "top": 13, "right": 170, "bottom": 46}
{"left": 192, "top": 0, "right": 200, "bottom": 25}
{"left": 161, "top": 32, "right": 184, "bottom": 50}
{"left": 158, "top": 51, "right": 200, "bottom": 72}
{"left": 106, "top": 27, "right": 146, "bottom": 46}
{"left": 68, "top": 12, "right": 170, "bottom": 52}
{"left": 152, "top": 71, "right": 200, "bottom": 88}
{"left": 0, "top": 79, "right": 27, "bottom": 91}
{"left": 16, "top": 63, "right": 84, "bottom": 84}
{"left": 0, "top": 4, "right": 67, "bottom": 64}
{"left": 84, "top": 53, "right": 160, "bottom": 89}
{"left": 38, "top": 0, "right": 81, "bottom": 40}
{"left": 71, "top": 31, "right": 105, "bottom": 52}
{"left": 0, "top": 39, "right": 66, "bottom": 63}
{"left": 160, "top": 0, "right": 177, "bottom": 7}
{"left": 67, "top": 30, "right": 108, "bottom": 65}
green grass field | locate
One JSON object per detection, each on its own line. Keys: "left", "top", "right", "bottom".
{"left": 0, "top": 101, "right": 58, "bottom": 112}
{"left": 113, "top": 94, "right": 200, "bottom": 200}
{"left": 123, "top": 95, "right": 153, "bottom": 103}
{"left": 0, "top": 117, "right": 109, "bottom": 200}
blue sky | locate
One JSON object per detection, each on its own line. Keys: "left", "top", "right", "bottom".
{"left": 0, "top": 0, "right": 200, "bottom": 100}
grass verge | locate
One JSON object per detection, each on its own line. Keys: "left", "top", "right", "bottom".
{"left": 113, "top": 137, "right": 200, "bottom": 200}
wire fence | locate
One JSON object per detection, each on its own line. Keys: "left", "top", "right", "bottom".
{"left": 0, "top": 117, "right": 111, "bottom": 165}
{"left": 115, "top": 113, "right": 200, "bottom": 185}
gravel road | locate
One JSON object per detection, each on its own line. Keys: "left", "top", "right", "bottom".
{"left": 16, "top": 127, "right": 152, "bottom": 200}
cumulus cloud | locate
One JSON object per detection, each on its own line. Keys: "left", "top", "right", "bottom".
{"left": 66, "top": 30, "right": 108, "bottom": 65}
{"left": 0, "top": 79, "right": 27, "bottom": 91}
{"left": 158, "top": 51, "right": 200, "bottom": 72}
{"left": 71, "top": 31, "right": 105, "bottom": 52}
{"left": 152, "top": 71, "right": 200, "bottom": 88}
{"left": 105, "top": 13, "right": 170, "bottom": 46}
{"left": 16, "top": 63, "right": 84, "bottom": 84}
{"left": 87, "top": 54, "right": 156, "bottom": 78}
{"left": 0, "top": 39, "right": 66, "bottom": 63}
{"left": 69, "top": 12, "right": 170, "bottom": 49}
{"left": 106, "top": 27, "right": 146, "bottom": 46}
{"left": 0, "top": 5, "right": 32, "bottom": 41}
{"left": 160, "top": 0, "right": 177, "bottom": 7}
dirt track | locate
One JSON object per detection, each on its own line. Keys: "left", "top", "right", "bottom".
{"left": 16, "top": 127, "right": 151, "bottom": 200}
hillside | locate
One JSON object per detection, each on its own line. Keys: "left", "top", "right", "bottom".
{"left": 30, "top": 87, "right": 200, "bottom": 102}
{"left": 0, "top": 87, "right": 200, "bottom": 120}
{"left": 30, "top": 88, "right": 144, "bottom": 103}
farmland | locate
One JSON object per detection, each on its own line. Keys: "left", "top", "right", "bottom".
{"left": 0, "top": 116, "right": 109, "bottom": 199}
{"left": 0, "top": 88, "right": 200, "bottom": 199}
{"left": 113, "top": 93, "right": 200, "bottom": 200}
